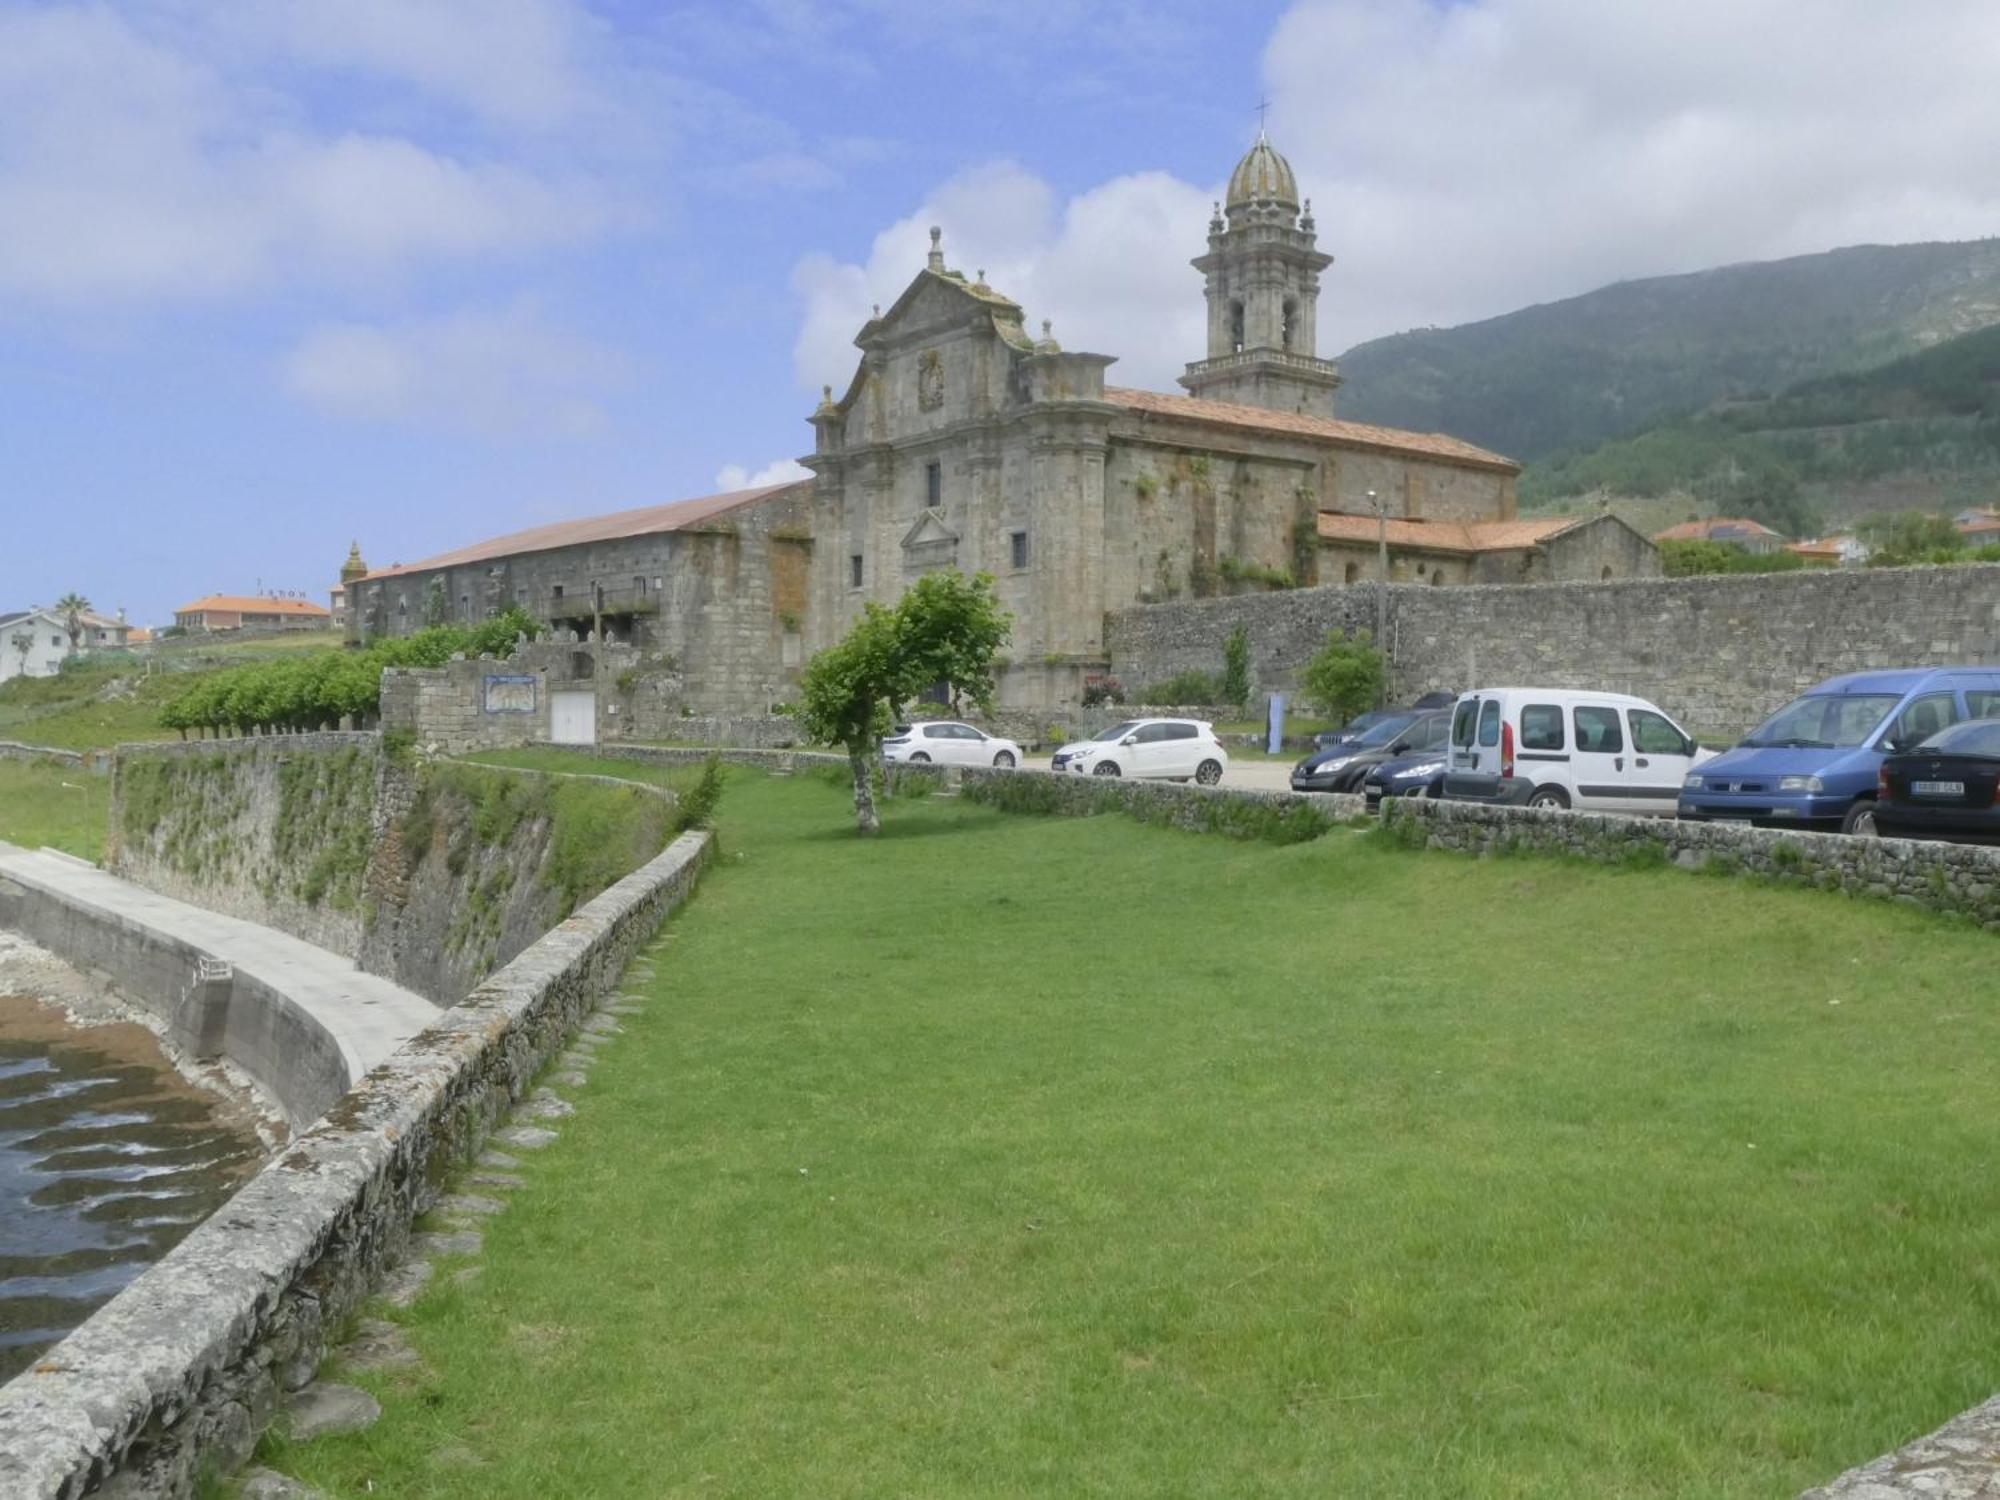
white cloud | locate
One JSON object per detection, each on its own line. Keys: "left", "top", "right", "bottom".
{"left": 1264, "top": 0, "right": 2000, "bottom": 345}
{"left": 0, "top": 6, "right": 611, "bottom": 304}
{"left": 714, "top": 457, "right": 811, "bottom": 491}
{"left": 282, "top": 303, "right": 627, "bottom": 437}
{"left": 794, "top": 0, "right": 2000, "bottom": 378}
{"left": 791, "top": 162, "right": 1213, "bottom": 393}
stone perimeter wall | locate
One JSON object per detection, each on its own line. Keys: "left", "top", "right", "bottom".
{"left": 0, "top": 829, "right": 715, "bottom": 1500}
{"left": 1105, "top": 564, "right": 2000, "bottom": 740}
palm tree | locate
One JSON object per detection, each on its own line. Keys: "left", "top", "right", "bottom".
{"left": 53, "top": 592, "right": 91, "bottom": 652}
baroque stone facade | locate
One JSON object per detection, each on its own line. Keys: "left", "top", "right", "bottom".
{"left": 351, "top": 132, "right": 1656, "bottom": 711}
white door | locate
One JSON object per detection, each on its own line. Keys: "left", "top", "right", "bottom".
{"left": 1160, "top": 723, "right": 1201, "bottom": 779}
{"left": 551, "top": 689, "right": 596, "bottom": 745}
{"left": 1569, "top": 703, "right": 1629, "bottom": 811}
{"left": 1625, "top": 707, "right": 1697, "bottom": 814}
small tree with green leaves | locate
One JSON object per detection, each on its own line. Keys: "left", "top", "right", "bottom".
{"left": 1299, "top": 628, "right": 1384, "bottom": 723}
{"left": 1221, "top": 624, "right": 1252, "bottom": 709}
{"left": 53, "top": 592, "right": 91, "bottom": 652}
{"left": 796, "top": 570, "right": 1011, "bottom": 835}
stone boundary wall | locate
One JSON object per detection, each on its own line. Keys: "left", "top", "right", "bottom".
{"left": 109, "top": 732, "right": 382, "bottom": 958}
{"left": 0, "top": 829, "right": 715, "bottom": 1500}
{"left": 1378, "top": 795, "right": 2000, "bottom": 927}
{"left": 0, "top": 739, "right": 96, "bottom": 769}
{"left": 1105, "top": 564, "right": 2000, "bottom": 741}
{"left": 948, "top": 765, "right": 1368, "bottom": 840}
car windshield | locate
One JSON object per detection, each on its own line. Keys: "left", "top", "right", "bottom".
{"left": 1092, "top": 720, "right": 1140, "bottom": 742}
{"left": 1742, "top": 692, "right": 1900, "bottom": 749}
{"left": 1916, "top": 718, "right": 2000, "bottom": 756}
{"left": 1337, "top": 711, "right": 1389, "bottom": 735}
{"left": 1354, "top": 713, "right": 1419, "bottom": 748}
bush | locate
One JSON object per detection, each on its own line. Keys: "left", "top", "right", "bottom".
{"left": 675, "top": 755, "right": 726, "bottom": 831}
{"left": 1299, "top": 629, "right": 1384, "bottom": 721}
{"left": 1221, "top": 626, "right": 1252, "bottom": 709}
{"left": 1081, "top": 675, "right": 1125, "bottom": 708}
{"left": 1140, "top": 669, "right": 1223, "bottom": 705}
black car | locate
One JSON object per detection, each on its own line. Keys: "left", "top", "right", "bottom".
{"left": 1876, "top": 719, "right": 2000, "bottom": 843}
{"left": 1292, "top": 710, "right": 1451, "bottom": 794}
{"left": 1310, "top": 691, "right": 1456, "bottom": 750}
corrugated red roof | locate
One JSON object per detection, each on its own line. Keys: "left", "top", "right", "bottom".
{"left": 1653, "top": 517, "right": 1785, "bottom": 543}
{"left": 360, "top": 481, "right": 811, "bottom": 582}
{"left": 1104, "top": 387, "right": 1518, "bottom": 471}
{"left": 175, "top": 595, "right": 331, "bottom": 617}
{"left": 1315, "top": 512, "right": 1581, "bottom": 554}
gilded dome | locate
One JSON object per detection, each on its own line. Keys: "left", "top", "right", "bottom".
{"left": 1225, "top": 133, "right": 1299, "bottom": 210}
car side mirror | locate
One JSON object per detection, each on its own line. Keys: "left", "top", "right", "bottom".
{"left": 1389, "top": 740, "right": 1410, "bottom": 754}
{"left": 1121, "top": 735, "right": 1137, "bottom": 746}
{"left": 1882, "top": 733, "right": 1906, "bottom": 754}
{"left": 1683, "top": 736, "right": 1697, "bottom": 757}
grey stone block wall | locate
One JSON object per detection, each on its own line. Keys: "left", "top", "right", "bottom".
{"left": 1107, "top": 564, "right": 2000, "bottom": 740}
{"left": 0, "top": 829, "right": 715, "bottom": 1500}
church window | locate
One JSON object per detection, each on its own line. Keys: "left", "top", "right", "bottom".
{"left": 926, "top": 461, "right": 942, "bottom": 507}
{"left": 1282, "top": 298, "right": 1298, "bottom": 351}
{"left": 1010, "top": 531, "right": 1029, "bottom": 570}
{"left": 1229, "top": 299, "right": 1245, "bottom": 353}
{"left": 850, "top": 553, "right": 864, "bottom": 589}
{"left": 552, "top": 584, "right": 565, "bottom": 601}
{"left": 1343, "top": 562, "right": 1359, "bottom": 585}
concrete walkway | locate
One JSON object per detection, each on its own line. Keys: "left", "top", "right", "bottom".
{"left": 0, "top": 842, "right": 438, "bottom": 1125}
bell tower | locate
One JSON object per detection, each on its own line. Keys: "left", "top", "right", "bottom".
{"left": 1179, "top": 131, "right": 1342, "bottom": 417}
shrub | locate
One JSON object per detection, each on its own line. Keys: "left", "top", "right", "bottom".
{"left": 1081, "top": 675, "right": 1125, "bottom": 707}
{"left": 1299, "top": 629, "right": 1384, "bottom": 721}
{"left": 1221, "top": 626, "right": 1252, "bottom": 709}
{"left": 1140, "top": 669, "right": 1223, "bottom": 705}
{"left": 675, "top": 755, "right": 726, "bottom": 831}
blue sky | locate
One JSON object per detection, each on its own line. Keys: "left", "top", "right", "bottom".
{"left": 6, "top": 0, "right": 1999, "bottom": 626}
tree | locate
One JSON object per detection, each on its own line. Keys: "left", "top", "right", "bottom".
{"left": 796, "top": 570, "right": 1011, "bottom": 835}
{"left": 1221, "top": 624, "right": 1252, "bottom": 709}
{"left": 53, "top": 592, "right": 91, "bottom": 653}
{"left": 1299, "top": 628, "right": 1384, "bottom": 723}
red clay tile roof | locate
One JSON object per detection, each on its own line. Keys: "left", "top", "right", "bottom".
{"left": 360, "top": 481, "right": 811, "bottom": 582}
{"left": 1103, "top": 387, "right": 1518, "bottom": 471}
{"left": 175, "top": 595, "right": 331, "bottom": 617}
{"left": 1315, "top": 511, "right": 1583, "bottom": 554}
{"left": 1652, "top": 517, "right": 1785, "bottom": 543}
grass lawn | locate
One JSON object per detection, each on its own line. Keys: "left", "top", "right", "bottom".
{"left": 0, "top": 760, "right": 107, "bottom": 861}
{"left": 262, "top": 759, "right": 2000, "bottom": 1498}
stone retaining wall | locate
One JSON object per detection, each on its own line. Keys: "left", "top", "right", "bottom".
{"left": 0, "top": 739, "right": 104, "bottom": 770}
{"left": 1106, "top": 564, "right": 2000, "bottom": 741}
{"left": 0, "top": 829, "right": 714, "bottom": 1500}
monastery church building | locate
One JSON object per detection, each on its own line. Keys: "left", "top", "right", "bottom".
{"left": 348, "top": 133, "right": 1655, "bottom": 711}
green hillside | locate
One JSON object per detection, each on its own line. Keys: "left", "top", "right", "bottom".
{"left": 1337, "top": 239, "right": 2000, "bottom": 464}
{"left": 1520, "top": 322, "right": 2000, "bottom": 533}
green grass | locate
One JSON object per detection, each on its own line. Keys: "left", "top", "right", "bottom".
{"left": 0, "top": 760, "right": 107, "bottom": 861}
{"left": 0, "top": 667, "right": 185, "bottom": 750}
{"left": 264, "top": 760, "right": 2000, "bottom": 1498}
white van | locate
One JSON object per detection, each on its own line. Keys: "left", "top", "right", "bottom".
{"left": 1443, "top": 688, "right": 1714, "bottom": 814}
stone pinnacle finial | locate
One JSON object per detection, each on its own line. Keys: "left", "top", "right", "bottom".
{"left": 927, "top": 225, "right": 945, "bottom": 273}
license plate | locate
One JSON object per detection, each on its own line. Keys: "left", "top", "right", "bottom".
{"left": 1912, "top": 780, "right": 1965, "bottom": 797}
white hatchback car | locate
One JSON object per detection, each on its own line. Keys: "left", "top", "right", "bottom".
{"left": 1051, "top": 718, "right": 1229, "bottom": 784}
{"left": 881, "top": 720, "right": 1023, "bottom": 769}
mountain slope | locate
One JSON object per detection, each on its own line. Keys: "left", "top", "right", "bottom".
{"left": 1335, "top": 239, "right": 2000, "bottom": 463}
{"left": 1519, "top": 321, "right": 2000, "bottom": 530}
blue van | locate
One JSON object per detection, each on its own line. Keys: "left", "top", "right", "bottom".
{"left": 1679, "top": 667, "right": 2000, "bottom": 835}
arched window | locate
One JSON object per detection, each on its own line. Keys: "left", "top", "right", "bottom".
{"left": 1230, "top": 299, "right": 1245, "bottom": 353}
{"left": 1431, "top": 572, "right": 1445, "bottom": 586}
{"left": 1601, "top": 566, "right": 1614, "bottom": 581}
{"left": 1282, "top": 298, "right": 1298, "bottom": 351}
{"left": 1343, "top": 561, "right": 1360, "bottom": 585}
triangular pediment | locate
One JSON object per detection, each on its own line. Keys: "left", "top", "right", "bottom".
{"left": 901, "top": 508, "right": 959, "bottom": 550}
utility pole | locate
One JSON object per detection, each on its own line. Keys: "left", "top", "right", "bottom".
{"left": 1368, "top": 489, "right": 1389, "bottom": 705}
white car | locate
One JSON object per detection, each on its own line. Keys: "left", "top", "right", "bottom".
{"left": 1050, "top": 718, "right": 1229, "bottom": 784}
{"left": 881, "top": 720, "right": 1023, "bottom": 768}
{"left": 1444, "top": 687, "right": 1715, "bottom": 814}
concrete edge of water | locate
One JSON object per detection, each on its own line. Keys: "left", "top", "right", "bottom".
{"left": 0, "top": 826, "right": 713, "bottom": 1499}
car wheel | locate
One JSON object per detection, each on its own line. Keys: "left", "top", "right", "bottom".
{"left": 993, "top": 750, "right": 1016, "bottom": 768}
{"left": 1092, "top": 761, "right": 1121, "bottom": 777}
{"left": 1841, "top": 799, "right": 1879, "bottom": 837}
{"left": 909, "top": 752, "right": 930, "bottom": 762}
{"left": 1527, "top": 786, "right": 1570, "bottom": 810}
{"left": 1195, "top": 759, "right": 1223, "bottom": 786}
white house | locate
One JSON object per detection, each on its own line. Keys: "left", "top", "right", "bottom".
{"left": 1, "top": 608, "right": 76, "bottom": 682}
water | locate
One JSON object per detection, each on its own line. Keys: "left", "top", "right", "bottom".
{"left": 0, "top": 998, "right": 265, "bottom": 1382}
